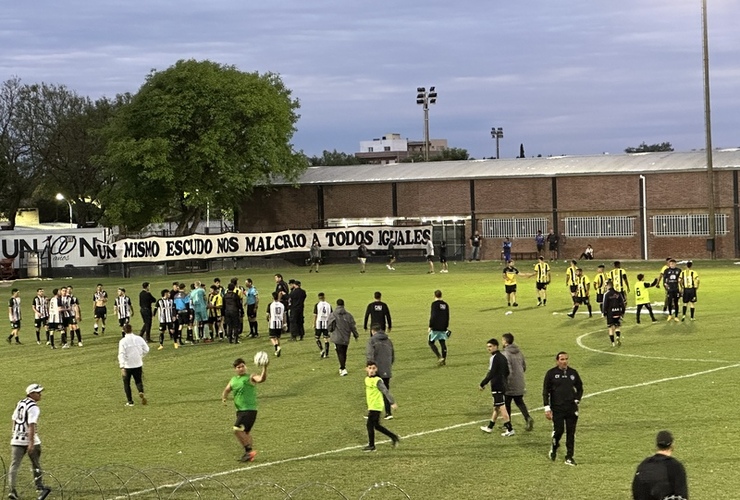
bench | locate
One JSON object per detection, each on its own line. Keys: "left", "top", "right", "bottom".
{"left": 500, "top": 251, "right": 540, "bottom": 262}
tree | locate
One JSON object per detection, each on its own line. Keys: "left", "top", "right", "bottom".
{"left": 400, "top": 147, "right": 469, "bottom": 163}
{"left": 102, "top": 59, "right": 306, "bottom": 234}
{"left": 308, "top": 149, "right": 366, "bottom": 166}
{"left": 624, "top": 142, "right": 674, "bottom": 153}
{"left": 0, "top": 77, "right": 42, "bottom": 229}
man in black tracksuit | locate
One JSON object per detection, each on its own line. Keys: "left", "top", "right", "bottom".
{"left": 139, "top": 282, "right": 156, "bottom": 342}
{"left": 543, "top": 351, "right": 584, "bottom": 466}
{"left": 288, "top": 280, "right": 306, "bottom": 341}
{"left": 632, "top": 430, "right": 689, "bottom": 500}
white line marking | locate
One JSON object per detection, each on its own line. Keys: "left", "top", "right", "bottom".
{"left": 122, "top": 362, "right": 740, "bottom": 498}
{"left": 576, "top": 329, "right": 735, "bottom": 363}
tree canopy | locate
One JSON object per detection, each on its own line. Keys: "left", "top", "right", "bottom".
{"left": 102, "top": 59, "right": 306, "bottom": 234}
{"left": 308, "top": 149, "right": 367, "bottom": 166}
{"left": 624, "top": 142, "right": 674, "bottom": 153}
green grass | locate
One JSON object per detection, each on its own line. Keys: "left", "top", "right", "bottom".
{"left": 1, "top": 259, "right": 738, "bottom": 499}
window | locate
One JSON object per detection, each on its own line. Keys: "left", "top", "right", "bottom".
{"left": 481, "top": 217, "right": 549, "bottom": 238}
{"left": 563, "top": 216, "right": 635, "bottom": 237}
{"left": 384, "top": 146, "right": 391, "bottom": 152}
{"left": 651, "top": 213, "right": 728, "bottom": 237}
{"left": 367, "top": 147, "right": 374, "bottom": 152}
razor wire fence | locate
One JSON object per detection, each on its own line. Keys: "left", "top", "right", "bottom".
{"left": 1, "top": 465, "right": 411, "bottom": 499}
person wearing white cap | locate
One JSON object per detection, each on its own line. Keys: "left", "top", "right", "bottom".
{"left": 8, "top": 384, "right": 52, "bottom": 500}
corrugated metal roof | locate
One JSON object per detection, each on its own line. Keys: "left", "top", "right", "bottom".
{"left": 275, "top": 149, "right": 740, "bottom": 186}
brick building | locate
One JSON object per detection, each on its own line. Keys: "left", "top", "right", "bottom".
{"left": 241, "top": 150, "right": 740, "bottom": 260}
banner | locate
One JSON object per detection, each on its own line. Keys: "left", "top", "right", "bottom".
{"left": 0, "top": 229, "right": 109, "bottom": 268}
{"left": 97, "top": 226, "right": 432, "bottom": 264}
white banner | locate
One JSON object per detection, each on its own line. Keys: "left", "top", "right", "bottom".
{"left": 0, "top": 229, "right": 109, "bottom": 268}
{"left": 97, "top": 226, "right": 432, "bottom": 264}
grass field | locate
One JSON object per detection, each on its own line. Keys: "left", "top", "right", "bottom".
{"left": 1, "top": 258, "right": 738, "bottom": 499}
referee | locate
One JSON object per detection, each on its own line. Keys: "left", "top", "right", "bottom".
{"left": 632, "top": 430, "right": 688, "bottom": 500}
{"left": 543, "top": 351, "right": 583, "bottom": 466}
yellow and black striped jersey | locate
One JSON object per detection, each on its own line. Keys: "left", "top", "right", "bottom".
{"left": 680, "top": 269, "right": 699, "bottom": 289}
{"left": 533, "top": 262, "right": 551, "bottom": 283}
{"left": 575, "top": 275, "right": 590, "bottom": 298}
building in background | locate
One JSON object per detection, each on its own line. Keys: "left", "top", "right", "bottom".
{"left": 355, "top": 133, "right": 448, "bottom": 164}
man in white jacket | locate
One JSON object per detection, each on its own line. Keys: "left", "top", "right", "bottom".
{"left": 119, "top": 323, "right": 150, "bottom": 406}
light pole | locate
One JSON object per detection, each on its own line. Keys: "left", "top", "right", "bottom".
{"left": 56, "top": 193, "right": 73, "bottom": 229}
{"left": 491, "top": 127, "right": 504, "bottom": 159}
{"left": 701, "top": 0, "right": 716, "bottom": 258}
{"left": 416, "top": 86, "right": 437, "bottom": 161}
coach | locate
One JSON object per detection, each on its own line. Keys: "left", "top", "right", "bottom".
{"left": 543, "top": 351, "right": 583, "bottom": 466}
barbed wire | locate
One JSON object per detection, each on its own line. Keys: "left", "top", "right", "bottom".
{"left": 1, "top": 465, "right": 411, "bottom": 499}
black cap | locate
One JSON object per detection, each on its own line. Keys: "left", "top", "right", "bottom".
{"left": 656, "top": 430, "right": 674, "bottom": 449}
{"left": 288, "top": 279, "right": 296, "bottom": 284}
{"left": 295, "top": 280, "right": 301, "bottom": 286}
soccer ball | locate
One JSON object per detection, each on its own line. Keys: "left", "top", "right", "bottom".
{"left": 254, "top": 351, "right": 270, "bottom": 367}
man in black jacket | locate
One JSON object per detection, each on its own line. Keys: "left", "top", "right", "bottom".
{"left": 139, "top": 282, "right": 156, "bottom": 342}
{"left": 288, "top": 280, "right": 306, "bottom": 341}
{"left": 543, "top": 351, "right": 583, "bottom": 466}
{"left": 364, "top": 291, "right": 392, "bottom": 334}
{"left": 632, "top": 430, "right": 688, "bottom": 500}
{"left": 479, "top": 338, "right": 514, "bottom": 437}
{"left": 428, "top": 290, "right": 450, "bottom": 366}
{"left": 222, "top": 284, "right": 244, "bottom": 344}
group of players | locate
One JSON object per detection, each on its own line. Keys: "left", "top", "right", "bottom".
{"left": 506, "top": 256, "right": 700, "bottom": 347}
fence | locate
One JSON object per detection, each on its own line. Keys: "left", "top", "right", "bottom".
{"left": 563, "top": 216, "right": 635, "bottom": 238}
{"left": 481, "top": 217, "right": 549, "bottom": 239}
{"left": 651, "top": 213, "right": 728, "bottom": 237}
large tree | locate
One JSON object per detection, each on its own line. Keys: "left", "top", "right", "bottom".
{"left": 624, "top": 142, "right": 674, "bottom": 153}
{"left": 102, "top": 59, "right": 306, "bottom": 234}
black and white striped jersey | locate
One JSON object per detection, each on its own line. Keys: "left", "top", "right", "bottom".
{"left": 156, "top": 298, "right": 175, "bottom": 323}
{"left": 33, "top": 296, "right": 49, "bottom": 319}
{"left": 268, "top": 301, "right": 285, "bottom": 329}
{"left": 11, "top": 397, "right": 41, "bottom": 446}
{"left": 114, "top": 295, "right": 132, "bottom": 318}
{"left": 8, "top": 297, "right": 21, "bottom": 322}
{"left": 313, "top": 300, "right": 332, "bottom": 329}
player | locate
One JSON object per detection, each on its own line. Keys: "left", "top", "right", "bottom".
{"left": 566, "top": 268, "right": 592, "bottom": 318}
{"left": 424, "top": 236, "right": 435, "bottom": 274}
{"left": 608, "top": 261, "right": 630, "bottom": 304}
{"left": 656, "top": 257, "right": 672, "bottom": 313}
{"left": 267, "top": 291, "right": 286, "bottom": 357}
{"left": 358, "top": 243, "right": 370, "bottom": 273}
{"left": 155, "top": 289, "right": 176, "bottom": 350}
{"left": 592, "top": 264, "right": 607, "bottom": 316}
{"left": 479, "top": 338, "right": 514, "bottom": 437}
{"left": 502, "top": 260, "right": 519, "bottom": 307}
{"left": 114, "top": 288, "right": 133, "bottom": 338}
{"left": 59, "top": 287, "right": 72, "bottom": 348}
{"left": 92, "top": 284, "right": 108, "bottom": 335}
{"left": 634, "top": 274, "right": 658, "bottom": 324}
{"left": 680, "top": 261, "right": 699, "bottom": 321}
{"left": 662, "top": 259, "right": 681, "bottom": 322}
{"left": 428, "top": 290, "right": 450, "bottom": 366}
{"left": 222, "top": 357, "right": 267, "bottom": 462}
{"left": 439, "top": 240, "right": 449, "bottom": 273}
{"left": 534, "top": 256, "right": 551, "bottom": 306}
{"left": 386, "top": 242, "right": 397, "bottom": 271}
{"left": 66, "top": 285, "right": 83, "bottom": 347}
{"left": 207, "top": 284, "right": 223, "bottom": 342}
{"left": 313, "top": 292, "right": 332, "bottom": 358}
{"left": 603, "top": 280, "right": 625, "bottom": 347}
{"left": 7, "top": 288, "right": 21, "bottom": 344}
{"left": 32, "top": 288, "right": 49, "bottom": 345}
{"left": 245, "top": 278, "right": 260, "bottom": 338}
{"left": 565, "top": 260, "right": 578, "bottom": 306}
{"left": 46, "top": 289, "right": 62, "bottom": 349}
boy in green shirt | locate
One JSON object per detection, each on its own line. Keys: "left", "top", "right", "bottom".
{"left": 222, "top": 357, "right": 267, "bottom": 462}
{"left": 363, "top": 360, "right": 399, "bottom": 452}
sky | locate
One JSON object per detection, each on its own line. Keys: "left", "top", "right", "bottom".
{"left": 1, "top": 0, "right": 738, "bottom": 159}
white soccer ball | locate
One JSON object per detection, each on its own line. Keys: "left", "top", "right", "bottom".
{"left": 505, "top": 311, "right": 513, "bottom": 315}
{"left": 254, "top": 351, "right": 270, "bottom": 367}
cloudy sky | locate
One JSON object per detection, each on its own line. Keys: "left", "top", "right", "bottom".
{"left": 1, "top": 0, "right": 737, "bottom": 159}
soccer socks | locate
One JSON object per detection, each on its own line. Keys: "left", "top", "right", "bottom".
{"left": 35, "top": 329, "right": 41, "bottom": 343}
{"left": 691, "top": 308, "right": 695, "bottom": 319}
{"left": 586, "top": 303, "right": 592, "bottom": 316}
{"left": 315, "top": 338, "right": 323, "bottom": 351}
{"left": 615, "top": 330, "right": 621, "bottom": 339}
{"left": 609, "top": 334, "right": 615, "bottom": 343}
{"left": 503, "top": 421, "right": 513, "bottom": 432}
{"left": 487, "top": 420, "right": 495, "bottom": 429}
{"left": 324, "top": 341, "right": 330, "bottom": 356}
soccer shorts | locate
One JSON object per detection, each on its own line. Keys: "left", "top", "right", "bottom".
{"left": 491, "top": 391, "right": 505, "bottom": 407}
{"left": 233, "top": 410, "right": 257, "bottom": 433}
{"left": 505, "top": 285, "right": 517, "bottom": 294}
{"left": 10, "top": 320, "right": 21, "bottom": 329}
{"left": 606, "top": 316, "right": 622, "bottom": 327}
{"left": 194, "top": 308, "right": 208, "bottom": 323}
{"left": 428, "top": 330, "right": 449, "bottom": 342}
{"left": 315, "top": 328, "right": 329, "bottom": 338}
{"left": 118, "top": 317, "right": 130, "bottom": 327}
{"left": 682, "top": 289, "right": 697, "bottom": 303}
{"left": 536, "top": 282, "right": 548, "bottom": 291}
{"left": 269, "top": 328, "right": 282, "bottom": 339}
{"left": 247, "top": 304, "right": 257, "bottom": 320}
{"left": 34, "top": 317, "right": 48, "bottom": 328}
{"left": 94, "top": 306, "right": 107, "bottom": 319}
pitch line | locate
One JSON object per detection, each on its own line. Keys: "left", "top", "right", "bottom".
{"left": 576, "top": 329, "right": 735, "bottom": 364}
{"left": 122, "top": 362, "right": 740, "bottom": 498}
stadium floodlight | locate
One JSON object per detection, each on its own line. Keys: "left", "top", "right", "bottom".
{"left": 416, "top": 86, "right": 437, "bottom": 161}
{"left": 491, "top": 127, "right": 504, "bottom": 159}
